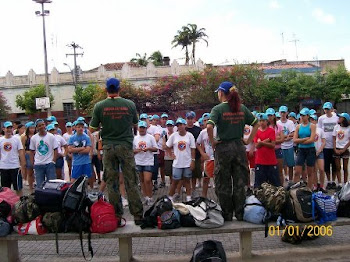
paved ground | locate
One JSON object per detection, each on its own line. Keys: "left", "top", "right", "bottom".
{"left": 18, "top": 175, "right": 350, "bottom": 262}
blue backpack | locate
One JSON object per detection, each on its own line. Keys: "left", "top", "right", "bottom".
{"left": 312, "top": 192, "right": 337, "bottom": 224}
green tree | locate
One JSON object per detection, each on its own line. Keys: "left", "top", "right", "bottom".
{"left": 0, "top": 92, "right": 11, "bottom": 119}
{"left": 171, "top": 26, "right": 191, "bottom": 65}
{"left": 148, "top": 51, "right": 163, "bottom": 66}
{"left": 323, "top": 66, "right": 350, "bottom": 105}
{"left": 130, "top": 53, "right": 148, "bottom": 66}
{"left": 73, "top": 83, "right": 100, "bottom": 113}
{"left": 186, "top": 23, "right": 208, "bottom": 64}
{"left": 15, "top": 85, "right": 54, "bottom": 115}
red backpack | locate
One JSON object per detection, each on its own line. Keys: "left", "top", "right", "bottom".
{"left": 90, "top": 198, "right": 121, "bottom": 233}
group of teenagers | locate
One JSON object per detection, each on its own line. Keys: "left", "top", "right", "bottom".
{"left": 245, "top": 102, "right": 349, "bottom": 193}
{"left": 1, "top": 77, "right": 349, "bottom": 224}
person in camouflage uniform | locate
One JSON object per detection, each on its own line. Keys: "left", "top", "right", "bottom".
{"left": 89, "top": 78, "right": 143, "bottom": 225}
{"left": 207, "top": 82, "right": 258, "bottom": 221}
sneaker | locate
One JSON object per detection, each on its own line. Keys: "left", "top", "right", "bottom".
{"left": 326, "top": 182, "right": 332, "bottom": 190}
{"left": 318, "top": 187, "right": 328, "bottom": 193}
{"left": 122, "top": 197, "right": 129, "bottom": 208}
{"left": 134, "top": 215, "right": 143, "bottom": 226}
{"left": 159, "top": 182, "right": 166, "bottom": 188}
{"left": 336, "top": 185, "right": 342, "bottom": 191}
{"left": 173, "top": 193, "right": 181, "bottom": 202}
{"left": 331, "top": 182, "right": 337, "bottom": 190}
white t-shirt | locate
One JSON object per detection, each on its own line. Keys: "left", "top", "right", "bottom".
{"left": 133, "top": 134, "right": 157, "bottom": 166}
{"left": 147, "top": 125, "right": 162, "bottom": 154}
{"left": 318, "top": 114, "right": 339, "bottom": 149}
{"left": 197, "top": 128, "right": 216, "bottom": 160}
{"left": 29, "top": 132, "right": 58, "bottom": 165}
{"left": 55, "top": 134, "right": 67, "bottom": 155}
{"left": 63, "top": 132, "right": 72, "bottom": 143}
{"left": 243, "top": 125, "right": 254, "bottom": 152}
{"left": 0, "top": 136, "right": 23, "bottom": 169}
{"left": 315, "top": 127, "right": 325, "bottom": 152}
{"left": 166, "top": 132, "right": 196, "bottom": 168}
{"left": 277, "top": 119, "right": 295, "bottom": 149}
{"left": 332, "top": 125, "right": 350, "bottom": 149}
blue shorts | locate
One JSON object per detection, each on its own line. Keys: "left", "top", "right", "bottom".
{"left": 55, "top": 157, "right": 64, "bottom": 169}
{"left": 275, "top": 148, "right": 283, "bottom": 159}
{"left": 282, "top": 148, "right": 295, "bottom": 167}
{"left": 316, "top": 151, "right": 324, "bottom": 160}
{"left": 296, "top": 147, "right": 316, "bottom": 167}
{"left": 254, "top": 164, "right": 280, "bottom": 188}
{"left": 25, "top": 153, "right": 33, "bottom": 169}
{"left": 72, "top": 163, "right": 92, "bottom": 179}
{"left": 172, "top": 167, "right": 192, "bottom": 180}
{"left": 136, "top": 165, "right": 153, "bottom": 173}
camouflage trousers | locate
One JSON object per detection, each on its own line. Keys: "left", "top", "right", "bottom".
{"left": 103, "top": 144, "right": 143, "bottom": 218}
{"left": 214, "top": 140, "right": 248, "bottom": 221}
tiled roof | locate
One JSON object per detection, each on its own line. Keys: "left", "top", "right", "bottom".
{"left": 87, "top": 62, "right": 141, "bottom": 72}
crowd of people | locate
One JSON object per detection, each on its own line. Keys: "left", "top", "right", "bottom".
{"left": 0, "top": 77, "right": 349, "bottom": 224}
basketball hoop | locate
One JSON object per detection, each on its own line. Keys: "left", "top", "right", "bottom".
{"left": 36, "top": 97, "right": 50, "bottom": 111}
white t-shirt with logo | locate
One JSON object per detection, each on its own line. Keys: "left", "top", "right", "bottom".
{"left": 166, "top": 132, "right": 196, "bottom": 168}
{"left": 133, "top": 134, "right": 157, "bottom": 166}
{"left": 277, "top": 119, "right": 295, "bottom": 149}
{"left": 0, "top": 136, "right": 23, "bottom": 169}
{"left": 243, "top": 125, "right": 254, "bottom": 152}
{"left": 29, "top": 132, "right": 58, "bottom": 165}
{"left": 55, "top": 134, "right": 67, "bottom": 155}
{"left": 332, "top": 125, "right": 350, "bottom": 149}
{"left": 314, "top": 127, "right": 325, "bottom": 152}
{"left": 318, "top": 114, "right": 339, "bottom": 149}
{"left": 197, "top": 128, "right": 216, "bottom": 160}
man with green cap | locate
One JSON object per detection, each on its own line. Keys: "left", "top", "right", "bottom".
{"left": 89, "top": 78, "right": 143, "bottom": 225}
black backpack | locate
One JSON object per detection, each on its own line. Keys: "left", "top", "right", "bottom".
{"left": 0, "top": 200, "right": 11, "bottom": 219}
{"left": 190, "top": 240, "right": 227, "bottom": 262}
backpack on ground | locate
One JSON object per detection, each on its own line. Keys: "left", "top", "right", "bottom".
{"left": 0, "top": 200, "right": 11, "bottom": 219}
{"left": 0, "top": 218, "right": 11, "bottom": 237}
{"left": 312, "top": 192, "right": 337, "bottom": 224}
{"left": 90, "top": 198, "right": 120, "bottom": 234}
{"left": 243, "top": 195, "right": 268, "bottom": 224}
{"left": 190, "top": 240, "right": 227, "bottom": 262}
{"left": 13, "top": 215, "right": 47, "bottom": 235}
{"left": 337, "top": 200, "right": 350, "bottom": 217}
{"left": 35, "top": 180, "right": 71, "bottom": 213}
{"left": 254, "top": 183, "right": 286, "bottom": 216}
{"left": 338, "top": 182, "right": 350, "bottom": 201}
{"left": 185, "top": 197, "right": 224, "bottom": 229}
{"left": 0, "top": 186, "right": 20, "bottom": 223}
{"left": 13, "top": 194, "right": 41, "bottom": 224}
{"left": 287, "top": 183, "right": 314, "bottom": 222}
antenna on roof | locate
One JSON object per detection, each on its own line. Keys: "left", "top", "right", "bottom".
{"left": 281, "top": 32, "right": 285, "bottom": 58}
{"left": 289, "top": 33, "right": 300, "bottom": 61}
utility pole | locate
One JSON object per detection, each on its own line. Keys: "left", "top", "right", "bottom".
{"left": 66, "top": 42, "right": 83, "bottom": 85}
{"left": 289, "top": 33, "right": 300, "bottom": 61}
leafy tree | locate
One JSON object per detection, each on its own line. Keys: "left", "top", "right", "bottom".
{"left": 171, "top": 26, "right": 191, "bottom": 65}
{"left": 323, "top": 66, "right": 350, "bottom": 106}
{"left": 186, "top": 24, "right": 208, "bottom": 64}
{"left": 0, "top": 92, "right": 11, "bottom": 119}
{"left": 130, "top": 53, "right": 148, "bottom": 66}
{"left": 148, "top": 51, "right": 163, "bottom": 66}
{"left": 15, "top": 85, "right": 54, "bottom": 115}
{"left": 73, "top": 83, "right": 100, "bottom": 113}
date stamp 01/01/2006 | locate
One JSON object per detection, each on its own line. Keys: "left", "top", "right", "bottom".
{"left": 268, "top": 225, "right": 333, "bottom": 237}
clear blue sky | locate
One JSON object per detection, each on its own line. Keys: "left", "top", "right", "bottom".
{"left": 0, "top": 0, "right": 349, "bottom": 76}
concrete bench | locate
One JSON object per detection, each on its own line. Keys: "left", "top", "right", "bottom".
{"left": 1, "top": 217, "right": 350, "bottom": 262}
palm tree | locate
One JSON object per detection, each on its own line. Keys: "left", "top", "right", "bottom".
{"left": 171, "top": 26, "right": 191, "bottom": 65}
{"left": 148, "top": 51, "right": 163, "bottom": 66}
{"left": 186, "top": 24, "right": 208, "bottom": 64}
{"left": 130, "top": 53, "right": 148, "bottom": 66}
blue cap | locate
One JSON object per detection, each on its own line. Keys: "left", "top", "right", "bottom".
{"left": 176, "top": 118, "right": 187, "bottom": 125}
{"left": 52, "top": 121, "right": 58, "bottom": 125}
{"left": 323, "top": 102, "right": 332, "bottom": 109}
{"left": 258, "top": 114, "right": 268, "bottom": 120}
{"left": 339, "top": 113, "right": 350, "bottom": 121}
{"left": 252, "top": 111, "right": 257, "bottom": 116}
{"left": 3, "top": 121, "right": 13, "bottom": 128}
{"left": 161, "top": 113, "right": 168, "bottom": 118}
{"left": 35, "top": 119, "right": 44, "bottom": 126}
{"left": 265, "top": 108, "right": 275, "bottom": 116}
{"left": 279, "top": 105, "right": 288, "bottom": 112}
{"left": 289, "top": 112, "right": 297, "bottom": 119}
{"left": 185, "top": 111, "right": 196, "bottom": 119}
{"left": 65, "top": 122, "right": 73, "bottom": 127}
{"left": 198, "top": 117, "right": 204, "bottom": 125}
{"left": 152, "top": 114, "right": 160, "bottom": 120}
{"left": 75, "top": 120, "right": 85, "bottom": 126}
{"left": 46, "top": 124, "right": 55, "bottom": 131}
{"left": 297, "top": 113, "right": 301, "bottom": 119}
{"left": 300, "top": 108, "right": 310, "bottom": 116}
{"left": 46, "top": 116, "right": 56, "bottom": 122}
{"left": 215, "top": 81, "right": 236, "bottom": 94}
{"left": 275, "top": 112, "right": 281, "bottom": 118}
{"left": 202, "top": 113, "right": 210, "bottom": 120}
{"left": 309, "top": 109, "right": 316, "bottom": 115}
{"left": 166, "top": 120, "right": 174, "bottom": 126}
{"left": 77, "top": 117, "right": 85, "bottom": 122}
{"left": 72, "top": 121, "right": 78, "bottom": 126}
{"left": 25, "top": 121, "right": 35, "bottom": 128}
{"left": 106, "top": 78, "right": 120, "bottom": 92}
{"left": 310, "top": 114, "right": 318, "bottom": 120}
{"left": 138, "top": 121, "right": 148, "bottom": 128}
{"left": 140, "top": 113, "right": 148, "bottom": 120}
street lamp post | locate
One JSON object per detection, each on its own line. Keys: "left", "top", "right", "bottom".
{"left": 33, "top": 0, "right": 52, "bottom": 116}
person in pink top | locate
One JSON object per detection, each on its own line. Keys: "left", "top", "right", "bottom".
{"left": 266, "top": 108, "right": 285, "bottom": 185}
